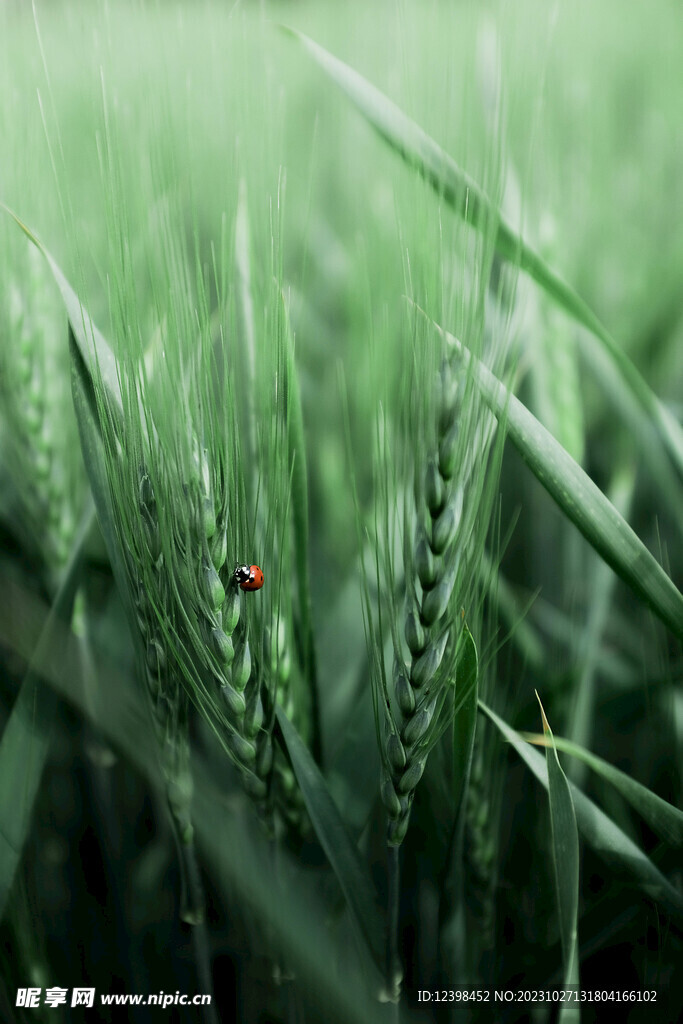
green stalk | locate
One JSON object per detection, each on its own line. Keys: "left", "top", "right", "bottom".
{"left": 191, "top": 920, "right": 220, "bottom": 1024}
{"left": 385, "top": 843, "right": 402, "bottom": 1007}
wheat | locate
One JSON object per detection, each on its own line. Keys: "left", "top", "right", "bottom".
{"left": 0, "top": 242, "right": 82, "bottom": 585}
{"left": 378, "top": 352, "right": 496, "bottom": 846}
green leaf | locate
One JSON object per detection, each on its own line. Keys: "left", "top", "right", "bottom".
{"left": 565, "top": 470, "right": 634, "bottom": 788}
{"left": 275, "top": 705, "right": 385, "bottom": 985}
{"left": 522, "top": 731, "right": 683, "bottom": 850}
{"left": 417, "top": 307, "right": 683, "bottom": 641}
{"left": 535, "top": 694, "right": 580, "bottom": 1014}
{"left": 451, "top": 626, "right": 479, "bottom": 819}
{"left": 69, "top": 332, "right": 132, "bottom": 620}
{"left": 480, "top": 701, "right": 683, "bottom": 920}
{"left": 0, "top": 202, "right": 122, "bottom": 417}
{"left": 0, "top": 506, "right": 93, "bottom": 923}
{"left": 284, "top": 29, "right": 683, "bottom": 485}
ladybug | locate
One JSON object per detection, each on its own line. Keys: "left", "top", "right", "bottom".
{"left": 233, "top": 563, "right": 264, "bottom": 592}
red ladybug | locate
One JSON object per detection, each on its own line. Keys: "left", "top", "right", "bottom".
{"left": 233, "top": 563, "right": 264, "bottom": 592}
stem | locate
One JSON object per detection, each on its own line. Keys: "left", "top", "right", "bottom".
{"left": 176, "top": 827, "right": 220, "bottom": 1024}
{"left": 386, "top": 842, "right": 403, "bottom": 1007}
{"left": 174, "top": 827, "right": 205, "bottom": 927}
{"left": 270, "top": 838, "right": 299, "bottom": 1023}
{"left": 191, "top": 916, "right": 220, "bottom": 1024}
{"left": 169, "top": 807, "right": 219, "bottom": 1022}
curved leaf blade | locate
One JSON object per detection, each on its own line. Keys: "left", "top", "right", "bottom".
{"left": 522, "top": 732, "right": 683, "bottom": 850}
{"left": 480, "top": 701, "right": 683, "bottom": 920}
{"left": 69, "top": 331, "right": 138, "bottom": 639}
{"left": 536, "top": 694, "right": 580, "bottom": 1009}
{"left": 418, "top": 307, "right": 683, "bottom": 641}
{"left": 451, "top": 626, "right": 479, "bottom": 819}
{"left": 275, "top": 705, "right": 385, "bottom": 985}
{"left": 0, "top": 202, "right": 122, "bottom": 416}
{"left": 283, "top": 29, "right": 683, "bottom": 483}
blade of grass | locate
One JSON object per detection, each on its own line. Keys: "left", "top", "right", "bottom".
{"left": 480, "top": 701, "right": 683, "bottom": 920}
{"left": 0, "top": 504, "right": 94, "bottom": 923}
{"left": 566, "top": 468, "right": 634, "bottom": 787}
{"left": 69, "top": 332, "right": 132, "bottom": 621}
{"left": 452, "top": 626, "right": 479, "bottom": 820}
{"left": 579, "top": 333, "right": 683, "bottom": 534}
{"left": 535, "top": 693, "right": 580, "bottom": 1016}
{"left": 275, "top": 705, "right": 386, "bottom": 987}
{"left": 0, "top": 202, "right": 122, "bottom": 417}
{"left": 415, "top": 305, "right": 683, "bottom": 641}
{"left": 522, "top": 732, "right": 683, "bottom": 850}
{"left": 283, "top": 29, "right": 683, "bottom": 485}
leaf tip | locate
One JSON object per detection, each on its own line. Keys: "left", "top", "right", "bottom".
{"left": 535, "top": 689, "right": 551, "bottom": 736}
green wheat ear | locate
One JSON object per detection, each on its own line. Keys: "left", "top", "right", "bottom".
{"left": 113, "top": 423, "right": 272, "bottom": 805}
{"left": 379, "top": 358, "right": 482, "bottom": 845}
{"left": 0, "top": 240, "right": 84, "bottom": 586}
{"left": 369, "top": 260, "right": 509, "bottom": 850}
{"left": 87, "top": 205, "right": 293, "bottom": 825}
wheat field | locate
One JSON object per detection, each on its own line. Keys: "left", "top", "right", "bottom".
{"left": 0, "top": 2, "right": 681, "bottom": 1022}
